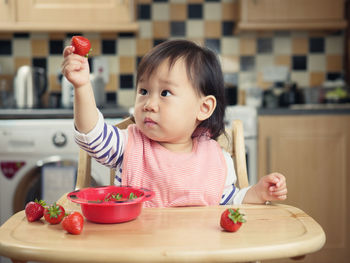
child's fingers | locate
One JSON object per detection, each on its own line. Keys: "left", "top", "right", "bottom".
{"left": 269, "top": 191, "right": 287, "bottom": 201}
{"left": 269, "top": 180, "right": 286, "bottom": 191}
{"left": 267, "top": 173, "right": 286, "bottom": 187}
{"left": 61, "top": 56, "right": 87, "bottom": 72}
{"left": 266, "top": 173, "right": 279, "bottom": 183}
{"left": 62, "top": 63, "right": 83, "bottom": 75}
{"left": 63, "top": 46, "right": 74, "bottom": 57}
{"left": 63, "top": 47, "right": 87, "bottom": 64}
{"left": 276, "top": 175, "right": 286, "bottom": 188}
{"left": 276, "top": 195, "right": 287, "bottom": 200}
{"left": 270, "top": 187, "right": 287, "bottom": 196}
{"left": 62, "top": 54, "right": 86, "bottom": 66}
{"left": 61, "top": 59, "right": 84, "bottom": 77}
{"left": 262, "top": 173, "right": 288, "bottom": 202}
{"left": 62, "top": 57, "right": 82, "bottom": 67}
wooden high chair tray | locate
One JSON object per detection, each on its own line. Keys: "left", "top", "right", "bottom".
{"left": 0, "top": 203, "right": 325, "bottom": 263}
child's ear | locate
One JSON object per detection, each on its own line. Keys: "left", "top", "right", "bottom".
{"left": 197, "top": 95, "right": 216, "bottom": 121}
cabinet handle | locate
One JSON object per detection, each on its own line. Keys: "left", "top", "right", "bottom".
{"left": 266, "top": 136, "right": 271, "bottom": 174}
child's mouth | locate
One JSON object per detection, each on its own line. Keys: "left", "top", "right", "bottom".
{"left": 144, "top": 117, "right": 157, "bottom": 126}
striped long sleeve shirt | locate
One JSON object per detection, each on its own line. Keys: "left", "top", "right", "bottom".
{"left": 74, "top": 110, "right": 251, "bottom": 205}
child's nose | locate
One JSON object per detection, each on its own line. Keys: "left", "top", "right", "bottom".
{"left": 143, "top": 97, "right": 159, "bottom": 112}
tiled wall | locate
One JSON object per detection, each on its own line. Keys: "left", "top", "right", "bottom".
{"left": 0, "top": 0, "right": 345, "bottom": 108}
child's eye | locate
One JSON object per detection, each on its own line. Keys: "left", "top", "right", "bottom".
{"left": 139, "top": 89, "right": 148, "bottom": 95}
{"left": 161, "top": 90, "right": 171, "bottom": 97}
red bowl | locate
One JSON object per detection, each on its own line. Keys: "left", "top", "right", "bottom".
{"left": 67, "top": 186, "right": 154, "bottom": 224}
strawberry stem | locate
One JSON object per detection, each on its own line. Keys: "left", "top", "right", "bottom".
{"left": 47, "top": 203, "right": 63, "bottom": 219}
{"left": 34, "top": 198, "right": 46, "bottom": 207}
{"left": 85, "top": 48, "right": 92, "bottom": 58}
{"left": 228, "top": 208, "right": 246, "bottom": 224}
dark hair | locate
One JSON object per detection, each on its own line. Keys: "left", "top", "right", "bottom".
{"left": 136, "top": 40, "right": 226, "bottom": 140}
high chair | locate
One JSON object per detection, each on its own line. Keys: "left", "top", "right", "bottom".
{"left": 74, "top": 117, "right": 250, "bottom": 190}
{"left": 2, "top": 117, "right": 326, "bottom": 263}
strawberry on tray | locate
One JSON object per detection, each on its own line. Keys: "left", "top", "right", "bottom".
{"left": 25, "top": 199, "right": 46, "bottom": 222}
{"left": 44, "top": 203, "right": 66, "bottom": 225}
{"left": 62, "top": 211, "right": 84, "bottom": 235}
{"left": 220, "top": 208, "right": 246, "bottom": 232}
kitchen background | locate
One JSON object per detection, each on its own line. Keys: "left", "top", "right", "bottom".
{"left": 0, "top": 0, "right": 347, "bottom": 109}
{"left": 0, "top": 1, "right": 350, "bottom": 263}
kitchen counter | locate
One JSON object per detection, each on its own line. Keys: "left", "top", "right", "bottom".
{"left": 0, "top": 106, "right": 130, "bottom": 120}
{"left": 258, "top": 104, "right": 350, "bottom": 115}
{"left": 2, "top": 104, "right": 350, "bottom": 119}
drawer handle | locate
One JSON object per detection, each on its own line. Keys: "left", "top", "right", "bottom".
{"left": 266, "top": 136, "right": 271, "bottom": 174}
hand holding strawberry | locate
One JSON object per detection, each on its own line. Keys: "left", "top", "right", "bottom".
{"left": 62, "top": 212, "right": 84, "bottom": 235}
{"left": 220, "top": 208, "right": 246, "bottom": 232}
{"left": 25, "top": 199, "right": 46, "bottom": 222}
{"left": 44, "top": 203, "right": 65, "bottom": 225}
{"left": 62, "top": 35, "right": 91, "bottom": 88}
{"left": 62, "top": 34, "right": 98, "bottom": 134}
{"left": 62, "top": 46, "right": 90, "bottom": 88}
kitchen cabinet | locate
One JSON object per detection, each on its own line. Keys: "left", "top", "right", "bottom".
{"left": 346, "top": 2, "right": 350, "bottom": 86}
{"left": 237, "top": 0, "right": 347, "bottom": 31}
{"left": 0, "top": 0, "right": 138, "bottom": 32}
{"left": 258, "top": 114, "right": 350, "bottom": 262}
{"left": 0, "top": 0, "right": 15, "bottom": 24}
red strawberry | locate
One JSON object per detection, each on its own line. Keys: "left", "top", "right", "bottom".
{"left": 25, "top": 199, "right": 46, "bottom": 222}
{"left": 220, "top": 208, "right": 246, "bottom": 232}
{"left": 71, "top": 36, "right": 92, "bottom": 57}
{"left": 62, "top": 212, "right": 84, "bottom": 235}
{"left": 104, "top": 192, "right": 123, "bottom": 202}
{"left": 44, "top": 203, "right": 65, "bottom": 225}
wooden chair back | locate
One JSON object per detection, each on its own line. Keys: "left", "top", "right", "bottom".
{"left": 75, "top": 117, "right": 249, "bottom": 190}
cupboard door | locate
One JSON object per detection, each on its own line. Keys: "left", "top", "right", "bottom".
{"left": 238, "top": 0, "right": 347, "bottom": 30}
{"left": 258, "top": 115, "right": 350, "bottom": 262}
{"left": 0, "top": 0, "right": 15, "bottom": 23}
{"left": 241, "top": 0, "right": 344, "bottom": 22}
{"left": 15, "top": 0, "right": 137, "bottom": 31}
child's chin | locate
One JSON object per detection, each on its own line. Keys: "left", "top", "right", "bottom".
{"left": 141, "top": 128, "right": 159, "bottom": 140}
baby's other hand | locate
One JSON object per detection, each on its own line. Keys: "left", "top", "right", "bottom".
{"left": 61, "top": 46, "right": 90, "bottom": 88}
{"left": 258, "top": 172, "right": 287, "bottom": 202}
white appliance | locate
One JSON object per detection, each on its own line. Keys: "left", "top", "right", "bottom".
{"left": 0, "top": 117, "right": 121, "bottom": 263}
{"left": 61, "top": 73, "right": 106, "bottom": 109}
{"left": 61, "top": 76, "right": 74, "bottom": 108}
{"left": 225, "top": 106, "right": 258, "bottom": 185}
{"left": 14, "top": 66, "right": 46, "bottom": 108}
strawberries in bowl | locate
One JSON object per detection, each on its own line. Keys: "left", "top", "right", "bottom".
{"left": 67, "top": 186, "right": 155, "bottom": 224}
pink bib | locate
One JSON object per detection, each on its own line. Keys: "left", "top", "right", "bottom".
{"left": 122, "top": 125, "right": 227, "bottom": 207}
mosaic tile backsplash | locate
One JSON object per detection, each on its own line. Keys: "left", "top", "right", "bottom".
{"left": 0, "top": 0, "right": 346, "bottom": 108}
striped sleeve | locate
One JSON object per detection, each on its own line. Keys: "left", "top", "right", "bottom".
{"left": 74, "top": 110, "right": 128, "bottom": 175}
{"left": 220, "top": 150, "right": 251, "bottom": 205}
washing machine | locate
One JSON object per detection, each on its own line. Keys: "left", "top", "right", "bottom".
{"left": 0, "top": 117, "right": 121, "bottom": 262}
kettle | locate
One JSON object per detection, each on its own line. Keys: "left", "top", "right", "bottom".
{"left": 60, "top": 73, "right": 106, "bottom": 109}
{"left": 61, "top": 76, "right": 74, "bottom": 108}
{"left": 14, "top": 66, "right": 47, "bottom": 108}
{"left": 90, "top": 71, "right": 106, "bottom": 108}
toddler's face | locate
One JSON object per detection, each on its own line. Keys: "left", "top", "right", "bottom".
{"left": 134, "top": 59, "right": 204, "bottom": 151}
